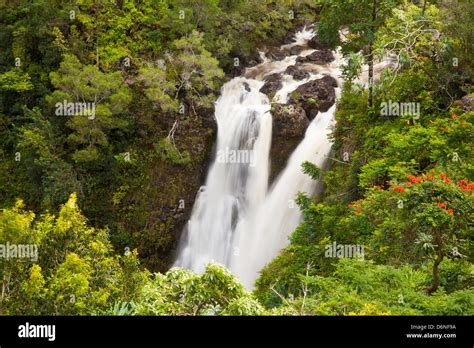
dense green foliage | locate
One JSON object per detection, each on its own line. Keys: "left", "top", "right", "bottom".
{"left": 255, "top": 0, "right": 473, "bottom": 315}
{"left": 1, "top": 0, "right": 472, "bottom": 316}
{"left": 0, "top": 0, "right": 318, "bottom": 270}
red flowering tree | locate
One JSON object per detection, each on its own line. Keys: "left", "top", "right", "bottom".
{"left": 346, "top": 171, "right": 473, "bottom": 294}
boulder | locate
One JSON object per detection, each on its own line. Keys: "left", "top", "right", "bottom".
{"left": 229, "top": 51, "right": 264, "bottom": 77}
{"left": 289, "top": 45, "right": 306, "bottom": 56}
{"left": 284, "top": 65, "right": 310, "bottom": 81}
{"left": 290, "top": 77, "right": 336, "bottom": 120}
{"left": 266, "top": 47, "right": 286, "bottom": 61}
{"left": 259, "top": 73, "right": 283, "bottom": 96}
{"left": 308, "top": 36, "right": 329, "bottom": 50}
{"left": 269, "top": 102, "right": 308, "bottom": 184}
{"left": 282, "top": 26, "right": 304, "bottom": 44}
{"left": 272, "top": 103, "right": 309, "bottom": 138}
{"left": 320, "top": 74, "right": 338, "bottom": 88}
{"left": 297, "top": 50, "right": 335, "bottom": 64}
{"left": 243, "top": 82, "right": 251, "bottom": 92}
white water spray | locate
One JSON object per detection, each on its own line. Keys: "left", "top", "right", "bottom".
{"left": 175, "top": 28, "right": 344, "bottom": 288}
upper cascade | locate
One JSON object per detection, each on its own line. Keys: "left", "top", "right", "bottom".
{"left": 174, "top": 27, "right": 343, "bottom": 288}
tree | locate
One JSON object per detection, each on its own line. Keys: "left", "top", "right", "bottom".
{"left": 17, "top": 107, "right": 82, "bottom": 211}
{"left": 0, "top": 194, "right": 147, "bottom": 315}
{"left": 375, "top": 3, "right": 444, "bottom": 85}
{"left": 139, "top": 30, "right": 224, "bottom": 114}
{"left": 0, "top": 69, "right": 33, "bottom": 92}
{"left": 318, "top": 0, "right": 400, "bottom": 107}
{"left": 134, "top": 263, "right": 263, "bottom": 315}
{"left": 47, "top": 54, "right": 131, "bottom": 163}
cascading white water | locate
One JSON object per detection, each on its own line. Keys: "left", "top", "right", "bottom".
{"left": 175, "top": 28, "right": 343, "bottom": 288}
{"left": 230, "top": 103, "right": 338, "bottom": 288}
{"left": 175, "top": 77, "right": 272, "bottom": 272}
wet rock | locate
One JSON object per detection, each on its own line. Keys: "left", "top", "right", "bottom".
{"left": 290, "top": 77, "right": 336, "bottom": 120}
{"left": 259, "top": 73, "right": 283, "bottom": 96}
{"left": 266, "top": 47, "right": 286, "bottom": 61}
{"left": 283, "top": 26, "right": 304, "bottom": 44}
{"left": 308, "top": 36, "right": 329, "bottom": 50}
{"left": 320, "top": 74, "right": 338, "bottom": 88}
{"left": 269, "top": 103, "right": 308, "bottom": 184}
{"left": 297, "top": 50, "right": 335, "bottom": 64}
{"left": 289, "top": 45, "right": 306, "bottom": 56}
{"left": 229, "top": 51, "right": 264, "bottom": 77}
{"left": 243, "top": 82, "right": 251, "bottom": 92}
{"left": 272, "top": 103, "right": 309, "bottom": 138}
{"left": 284, "top": 65, "right": 310, "bottom": 81}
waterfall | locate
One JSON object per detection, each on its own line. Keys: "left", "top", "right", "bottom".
{"left": 174, "top": 28, "right": 343, "bottom": 288}
{"left": 175, "top": 77, "right": 272, "bottom": 273}
{"left": 229, "top": 104, "right": 338, "bottom": 287}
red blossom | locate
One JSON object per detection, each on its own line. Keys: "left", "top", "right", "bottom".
{"left": 394, "top": 185, "right": 405, "bottom": 193}
{"left": 451, "top": 114, "right": 457, "bottom": 119}
{"left": 447, "top": 208, "right": 454, "bottom": 215}
{"left": 457, "top": 181, "right": 474, "bottom": 193}
{"left": 408, "top": 175, "right": 423, "bottom": 183}
{"left": 444, "top": 178, "right": 452, "bottom": 184}
{"left": 439, "top": 173, "right": 447, "bottom": 179}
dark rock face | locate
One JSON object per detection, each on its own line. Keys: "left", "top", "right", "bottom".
{"left": 308, "top": 35, "right": 329, "bottom": 50}
{"left": 284, "top": 65, "right": 310, "bottom": 81}
{"left": 230, "top": 51, "right": 264, "bottom": 77}
{"left": 243, "top": 82, "right": 251, "bottom": 92}
{"left": 259, "top": 73, "right": 283, "bottom": 96}
{"left": 297, "top": 50, "right": 335, "bottom": 64}
{"left": 272, "top": 103, "right": 309, "bottom": 138}
{"left": 282, "top": 26, "right": 304, "bottom": 44}
{"left": 247, "top": 49, "right": 264, "bottom": 67}
{"left": 320, "top": 74, "right": 338, "bottom": 88}
{"left": 290, "top": 77, "right": 337, "bottom": 120}
{"left": 289, "top": 45, "right": 306, "bottom": 56}
{"left": 269, "top": 103, "right": 308, "bottom": 184}
{"left": 266, "top": 47, "right": 286, "bottom": 61}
